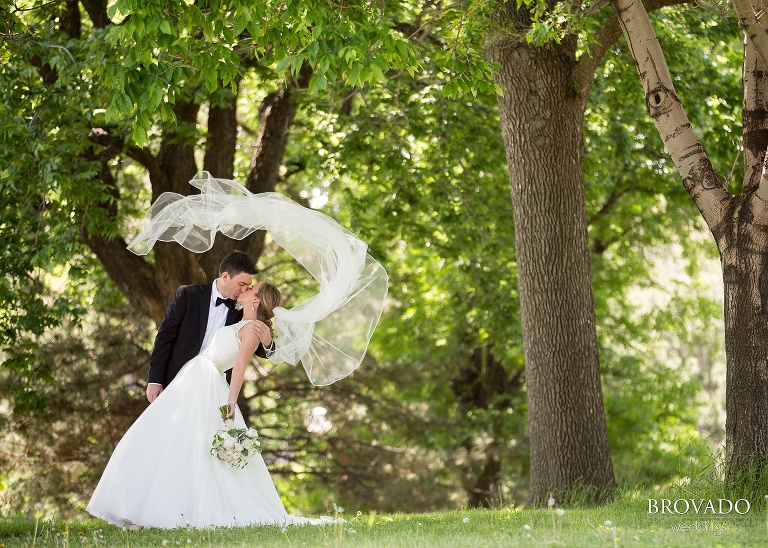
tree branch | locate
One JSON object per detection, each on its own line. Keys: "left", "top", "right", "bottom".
{"left": 127, "top": 145, "right": 168, "bottom": 187}
{"left": 88, "top": 126, "right": 170, "bottom": 189}
{"left": 742, "top": 22, "right": 768, "bottom": 197}
{"left": 199, "top": 85, "right": 246, "bottom": 279}
{"left": 203, "top": 89, "right": 239, "bottom": 180}
{"left": 79, "top": 0, "right": 110, "bottom": 29}
{"left": 150, "top": 100, "right": 207, "bottom": 297}
{"left": 80, "top": 165, "right": 165, "bottom": 321}
{"left": 246, "top": 63, "right": 312, "bottom": 194}
{"left": 610, "top": 0, "right": 731, "bottom": 239}
{"left": 732, "top": 0, "right": 768, "bottom": 68}
{"left": 575, "top": 0, "right": 691, "bottom": 99}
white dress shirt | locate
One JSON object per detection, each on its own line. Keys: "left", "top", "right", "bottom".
{"left": 201, "top": 279, "right": 228, "bottom": 351}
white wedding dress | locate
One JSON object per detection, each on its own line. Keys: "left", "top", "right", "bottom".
{"left": 87, "top": 320, "right": 325, "bottom": 529}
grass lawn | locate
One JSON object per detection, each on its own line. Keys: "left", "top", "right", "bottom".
{"left": 1, "top": 494, "right": 766, "bottom": 547}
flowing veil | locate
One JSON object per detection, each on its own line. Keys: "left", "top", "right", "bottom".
{"left": 128, "top": 172, "right": 388, "bottom": 386}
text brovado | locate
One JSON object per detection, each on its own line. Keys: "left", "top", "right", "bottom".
{"left": 647, "top": 499, "right": 750, "bottom": 515}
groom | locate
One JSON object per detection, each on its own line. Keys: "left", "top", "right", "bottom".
{"left": 146, "top": 250, "right": 275, "bottom": 403}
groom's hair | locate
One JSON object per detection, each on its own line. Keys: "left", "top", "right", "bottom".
{"left": 219, "top": 251, "right": 257, "bottom": 276}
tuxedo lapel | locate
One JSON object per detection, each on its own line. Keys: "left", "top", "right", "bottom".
{"left": 199, "top": 283, "right": 213, "bottom": 342}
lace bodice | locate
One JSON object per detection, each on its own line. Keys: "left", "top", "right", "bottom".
{"left": 200, "top": 320, "right": 251, "bottom": 374}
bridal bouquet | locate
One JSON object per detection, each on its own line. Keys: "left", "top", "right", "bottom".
{"left": 210, "top": 404, "right": 261, "bottom": 469}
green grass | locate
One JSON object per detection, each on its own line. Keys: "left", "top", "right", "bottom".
{"left": 2, "top": 494, "right": 767, "bottom": 547}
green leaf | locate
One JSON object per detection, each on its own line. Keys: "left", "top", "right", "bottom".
{"left": 309, "top": 72, "right": 327, "bottom": 92}
{"left": 246, "top": 20, "right": 261, "bottom": 39}
{"left": 290, "top": 54, "right": 304, "bottom": 75}
{"left": 349, "top": 63, "right": 362, "bottom": 86}
{"left": 275, "top": 57, "right": 291, "bottom": 72}
{"left": 234, "top": 14, "right": 247, "bottom": 37}
{"left": 132, "top": 124, "right": 147, "bottom": 146}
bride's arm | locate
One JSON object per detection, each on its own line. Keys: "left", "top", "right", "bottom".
{"left": 225, "top": 325, "right": 260, "bottom": 418}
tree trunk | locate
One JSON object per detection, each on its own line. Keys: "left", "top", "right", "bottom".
{"left": 486, "top": 10, "right": 616, "bottom": 504}
{"left": 151, "top": 100, "right": 208, "bottom": 307}
{"left": 452, "top": 345, "right": 524, "bottom": 507}
{"left": 722, "top": 34, "right": 768, "bottom": 478}
{"left": 722, "top": 216, "right": 768, "bottom": 477}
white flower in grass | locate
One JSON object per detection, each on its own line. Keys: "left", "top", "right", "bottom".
{"left": 555, "top": 508, "right": 565, "bottom": 517}
{"left": 547, "top": 497, "right": 555, "bottom": 508}
{"left": 604, "top": 520, "right": 613, "bottom": 527}
{"left": 523, "top": 524, "right": 531, "bottom": 531}
{"left": 462, "top": 517, "right": 470, "bottom": 524}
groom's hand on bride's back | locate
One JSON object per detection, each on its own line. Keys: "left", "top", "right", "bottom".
{"left": 248, "top": 321, "right": 273, "bottom": 349}
{"left": 147, "top": 383, "right": 163, "bottom": 403}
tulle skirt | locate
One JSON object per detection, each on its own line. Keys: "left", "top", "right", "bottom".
{"left": 87, "top": 355, "right": 316, "bottom": 529}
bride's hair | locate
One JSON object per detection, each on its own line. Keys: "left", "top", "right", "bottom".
{"left": 257, "top": 281, "right": 282, "bottom": 335}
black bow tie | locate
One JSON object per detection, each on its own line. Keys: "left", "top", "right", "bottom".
{"left": 216, "top": 297, "right": 235, "bottom": 309}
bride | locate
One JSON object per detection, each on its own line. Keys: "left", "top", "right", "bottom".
{"left": 87, "top": 172, "right": 388, "bottom": 529}
{"left": 87, "top": 281, "right": 322, "bottom": 529}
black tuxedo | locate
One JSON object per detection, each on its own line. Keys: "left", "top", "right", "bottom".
{"left": 148, "top": 283, "right": 269, "bottom": 387}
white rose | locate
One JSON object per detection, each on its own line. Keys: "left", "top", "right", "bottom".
{"left": 246, "top": 428, "right": 258, "bottom": 438}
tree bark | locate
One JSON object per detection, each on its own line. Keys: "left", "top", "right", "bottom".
{"left": 486, "top": 7, "right": 616, "bottom": 504}
{"left": 721, "top": 208, "right": 768, "bottom": 478}
{"left": 204, "top": 90, "right": 239, "bottom": 180}
{"left": 149, "top": 100, "right": 208, "bottom": 307}
{"left": 723, "top": 10, "right": 768, "bottom": 477}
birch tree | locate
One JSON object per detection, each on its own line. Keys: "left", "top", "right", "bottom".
{"left": 611, "top": 0, "right": 768, "bottom": 480}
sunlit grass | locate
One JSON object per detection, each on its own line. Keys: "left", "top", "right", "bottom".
{"left": 1, "top": 492, "right": 767, "bottom": 547}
